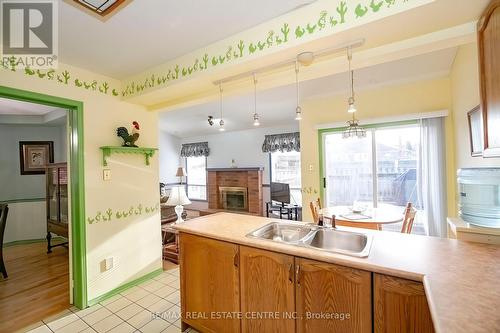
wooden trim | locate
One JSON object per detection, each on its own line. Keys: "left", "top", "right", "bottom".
{"left": 478, "top": 0, "right": 500, "bottom": 157}
{"left": 467, "top": 105, "right": 483, "bottom": 157}
{"left": 72, "top": 0, "right": 127, "bottom": 16}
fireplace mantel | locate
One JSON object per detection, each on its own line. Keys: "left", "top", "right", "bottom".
{"left": 207, "top": 168, "right": 263, "bottom": 215}
{"left": 206, "top": 167, "right": 264, "bottom": 172}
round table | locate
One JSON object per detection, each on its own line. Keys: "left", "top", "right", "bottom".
{"left": 319, "top": 205, "right": 404, "bottom": 231}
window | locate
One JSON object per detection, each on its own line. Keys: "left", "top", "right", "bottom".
{"left": 270, "top": 151, "right": 302, "bottom": 205}
{"left": 186, "top": 156, "right": 207, "bottom": 200}
{"left": 322, "top": 123, "right": 425, "bottom": 234}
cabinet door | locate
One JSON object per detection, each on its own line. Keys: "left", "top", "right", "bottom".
{"left": 478, "top": 0, "right": 500, "bottom": 156}
{"left": 296, "top": 258, "right": 372, "bottom": 333}
{"left": 179, "top": 233, "right": 240, "bottom": 333}
{"left": 374, "top": 274, "right": 434, "bottom": 333}
{"left": 239, "top": 246, "right": 295, "bottom": 333}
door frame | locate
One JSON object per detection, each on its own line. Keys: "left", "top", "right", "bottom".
{"left": 318, "top": 120, "right": 418, "bottom": 207}
{"left": 0, "top": 85, "right": 87, "bottom": 309}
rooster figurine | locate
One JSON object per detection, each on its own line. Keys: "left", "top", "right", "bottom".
{"left": 116, "top": 121, "right": 140, "bottom": 147}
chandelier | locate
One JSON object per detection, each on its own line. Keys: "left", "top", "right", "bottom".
{"left": 342, "top": 47, "right": 366, "bottom": 139}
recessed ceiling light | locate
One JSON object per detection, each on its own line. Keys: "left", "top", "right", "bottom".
{"left": 73, "top": 0, "right": 128, "bottom": 16}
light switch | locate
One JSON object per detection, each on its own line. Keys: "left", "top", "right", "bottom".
{"left": 103, "top": 169, "right": 111, "bottom": 181}
{"left": 105, "top": 257, "right": 114, "bottom": 271}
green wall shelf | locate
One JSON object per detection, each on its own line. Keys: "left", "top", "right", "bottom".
{"left": 100, "top": 146, "right": 158, "bottom": 167}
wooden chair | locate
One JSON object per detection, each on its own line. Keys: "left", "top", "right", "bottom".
{"left": 401, "top": 202, "right": 417, "bottom": 234}
{"left": 309, "top": 198, "right": 322, "bottom": 223}
{"left": 0, "top": 204, "right": 9, "bottom": 279}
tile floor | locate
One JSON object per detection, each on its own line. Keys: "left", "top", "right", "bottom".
{"left": 22, "top": 267, "right": 199, "bottom": 333}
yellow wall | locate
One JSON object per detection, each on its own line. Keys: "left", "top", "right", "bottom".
{"left": 0, "top": 65, "right": 161, "bottom": 301}
{"left": 300, "top": 77, "right": 455, "bottom": 221}
{"left": 450, "top": 43, "right": 499, "bottom": 169}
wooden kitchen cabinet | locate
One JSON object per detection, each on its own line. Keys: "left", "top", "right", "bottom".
{"left": 179, "top": 233, "right": 240, "bottom": 333}
{"left": 239, "top": 246, "right": 295, "bottom": 333}
{"left": 295, "top": 258, "right": 372, "bottom": 333}
{"left": 478, "top": 0, "right": 500, "bottom": 156}
{"left": 374, "top": 274, "right": 435, "bottom": 333}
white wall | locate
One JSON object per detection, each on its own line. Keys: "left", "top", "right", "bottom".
{"left": 181, "top": 124, "right": 298, "bottom": 184}
{"left": 0, "top": 124, "right": 67, "bottom": 201}
{"left": 3, "top": 201, "right": 46, "bottom": 243}
{"left": 451, "top": 43, "right": 500, "bottom": 169}
{"left": 159, "top": 131, "right": 182, "bottom": 184}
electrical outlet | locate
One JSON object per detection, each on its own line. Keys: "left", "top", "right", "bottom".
{"left": 103, "top": 169, "right": 111, "bottom": 181}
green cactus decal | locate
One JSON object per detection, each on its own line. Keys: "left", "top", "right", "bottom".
{"left": 89, "top": 202, "right": 159, "bottom": 223}
{"left": 370, "top": 0, "right": 384, "bottom": 12}
{"left": 74, "top": 79, "right": 83, "bottom": 87}
{"left": 25, "top": 67, "right": 36, "bottom": 75}
{"left": 281, "top": 23, "right": 290, "bottom": 43}
{"left": 218, "top": 55, "right": 226, "bottom": 64}
{"left": 330, "top": 16, "right": 338, "bottom": 26}
{"left": 355, "top": 4, "right": 369, "bottom": 18}
{"left": 266, "top": 31, "right": 274, "bottom": 48}
{"left": 99, "top": 82, "right": 110, "bottom": 94}
{"left": 306, "top": 23, "right": 317, "bottom": 34}
{"left": 318, "top": 11, "right": 327, "bottom": 30}
{"left": 237, "top": 40, "right": 245, "bottom": 57}
{"left": 385, "top": 0, "right": 396, "bottom": 7}
{"left": 337, "top": 1, "right": 348, "bottom": 23}
{"left": 257, "top": 41, "right": 266, "bottom": 51}
{"left": 211, "top": 56, "right": 219, "bottom": 66}
{"left": 295, "top": 25, "right": 306, "bottom": 38}
{"left": 249, "top": 43, "right": 257, "bottom": 54}
{"left": 47, "top": 69, "right": 55, "bottom": 80}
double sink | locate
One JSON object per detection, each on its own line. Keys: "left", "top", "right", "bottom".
{"left": 247, "top": 222, "right": 373, "bottom": 257}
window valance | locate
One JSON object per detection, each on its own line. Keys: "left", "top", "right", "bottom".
{"left": 262, "top": 132, "right": 300, "bottom": 153}
{"left": 180, "top": 142, "right": 210, "bottom": 157}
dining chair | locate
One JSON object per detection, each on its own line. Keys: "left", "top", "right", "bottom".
{"left": 401, "top": 202, "right": 417, "bottom": 234}
{"left": 309, "top": 198, "right": 322, "bottom": 223}
{"left": 0, "top": 204, "right": 9, "bottom": 279}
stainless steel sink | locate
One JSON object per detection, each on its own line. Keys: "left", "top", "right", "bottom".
{"left": 302, "top": 228, "right": 372, "bottom": 257}
{"left": 246, "top": 222, "right": 372, "bottom": 257}
{"left": 246, "top": 222, "right": 314, "bottom": 244}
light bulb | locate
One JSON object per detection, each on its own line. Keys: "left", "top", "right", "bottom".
{"left": 295, "top": 106, "right": 302, "bottom": 120}
{"left": 253, "top": 113, "right": 260, "bottom": 126}
{"left": 348, "top": 103, "right": 357, "bottom": 113}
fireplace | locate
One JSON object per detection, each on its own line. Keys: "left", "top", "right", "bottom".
{"left": 219, "top": 186, "right": 248, "bottom": 211}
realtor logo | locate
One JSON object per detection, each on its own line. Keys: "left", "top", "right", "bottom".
{"left": 1, "top": 0, "right": 58, "bottom": 68}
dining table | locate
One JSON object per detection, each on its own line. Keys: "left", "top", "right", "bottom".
{"left": 319, "top": 204, "right": 404, "bottom": 231}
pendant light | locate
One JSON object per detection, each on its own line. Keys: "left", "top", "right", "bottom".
{"left": 218, "top": 83, "right": 225, "bottom": 131}
{"left": 252, "top": 73, "right": 260, "bottom": 126}
{"left": 294, "top": 60, "right": 302, "bottom": 121}
{"left": 342, "top": 47, "right": 366, "bottom": 139}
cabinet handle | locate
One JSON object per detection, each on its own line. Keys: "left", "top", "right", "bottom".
{"left": 288, "top": 264, "right": 294, "bottom": 283}
{"left": 233, "top": 251, "right": 239, "bottom": 268}
{"left": 295, "top": 264, "right": 301, "bottom": 285}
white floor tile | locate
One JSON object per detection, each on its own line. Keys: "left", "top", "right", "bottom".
{"left": 124, "top": 287, "right": 150, "bottom": 302}
{"left": 156, "top": 274, "right": 177, "bottom": 285}
{"left": 46, "top": 313, "right": 79, "bottom": 331}
{"left": 140, "top": 318, "right": 170, "bottom": 333}
{"left": 155, "top": 285, "right": 176, "bottom": 299}
{"left": 127, "top": 310, "right": 154, "bottom": 329}
{"left": 163, "top": 306, "right": 180, "bottom": 324}
{"left": 164, "top": 291, "right": 180, "bottom": 305}
{"left": 115, "top": 303, "right": 143, "bottom": 321}
{"left": 100, "top": 294, "right": 124, "bottom": 307}
{"left": 54, "top": 319, "right": 89, "bottom": 333}
{"left": 42, "top": 310, "right": 73, "bottom": 324}
{"left": 104, "top": 296, "right": 133, "bottom": 313}
{"left": 162, "top": 325, "right": 181, "bottom": 333}
{"left": 147, "top": 299, "right": 175, "bottom": 313}
{"left": 107, "top": 322, "right": 135, "bottom": 333}
{"left": 120, "top": 286, "right": 142, "bottom": 296}
{"left": 72, "top": 304, "right": 104, "bottom": 318}
{"left": 79, "top": 328, "right": 97, "bottom": 333}
{"left": 92, "top": 314, "right": 123, "bottom": 333}
{"left": 136, "top": 294, "right": 163, "bottom": 308}
{"left": 81, "top": 307, "right": 113, "bottom": 325}
{"left": 27, "top": 325, "right": 52, "bottom": 333}
{"left": 141, "top": 280, "right": 165, "bottom": 293}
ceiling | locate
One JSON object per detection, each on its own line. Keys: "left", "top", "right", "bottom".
{"left": 0, "top": 98, "right": 66, "bottom": 125}
{"left": 159, "top": 47, "right": 457, "bottom": 138}
{"left": 59, "top": 0, "right": 316, "bottom": 78}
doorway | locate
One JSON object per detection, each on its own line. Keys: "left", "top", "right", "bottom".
{"left": 0, "top": 86, "right": 87, "bottom": 314}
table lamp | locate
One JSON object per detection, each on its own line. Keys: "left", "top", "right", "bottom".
{"left": 176, "top": 167, "right": 187, "bottom": 184}
{"left": 166, "top": 185, "right": 191, "bottom": 223}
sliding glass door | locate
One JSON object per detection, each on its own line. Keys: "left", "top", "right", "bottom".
{"left": 322, "top": 123, "right": 423, "bottom": 233}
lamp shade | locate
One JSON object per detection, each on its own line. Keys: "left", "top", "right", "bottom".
{"left": 176, "top": 167, "right": 187, "bottom": 177}
{"left": 166, "top": 186, "right": 191, "bottom": 206}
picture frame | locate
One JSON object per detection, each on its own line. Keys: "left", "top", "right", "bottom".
{"left": 467, "top": 105, "right": 483, "bottom": 157}
{"left": 19, "top": 141, "right": 54, "bottom": 175}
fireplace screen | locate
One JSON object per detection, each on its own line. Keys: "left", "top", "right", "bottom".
{"left": 219, "top": 186, "right": 248, "bottom": 211}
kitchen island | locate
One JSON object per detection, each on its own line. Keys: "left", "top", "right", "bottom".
{"left": 174, "top": 212, "right": 500, "bottom": 333}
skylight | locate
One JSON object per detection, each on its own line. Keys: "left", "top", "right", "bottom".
{"left": 73, "top": 0, "right": 127, "bottom": 16}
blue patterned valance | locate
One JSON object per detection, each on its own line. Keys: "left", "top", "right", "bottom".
{"left": 262, "top": 132, "right": 300, "bottom": 153}
{"left": 180, "top": 142, "right": 210, "bottom": 157}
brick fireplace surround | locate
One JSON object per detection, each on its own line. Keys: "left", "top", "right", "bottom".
{"left": 207, "top": 168, "right": 263, "bottom": 215}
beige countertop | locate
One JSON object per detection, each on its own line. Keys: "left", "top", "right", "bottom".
{"left": 174, "top": 212, "right": 500, "bottom": 333}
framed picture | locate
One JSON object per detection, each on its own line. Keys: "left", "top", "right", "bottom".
{"left": 467, "top": 105, "right": 483, "bottom": 157}
{"left": 19, "top": 141, "right": 54, "bottom": 175}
